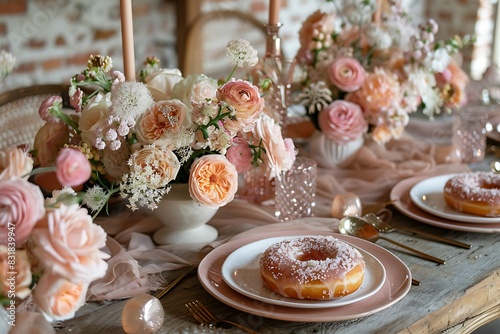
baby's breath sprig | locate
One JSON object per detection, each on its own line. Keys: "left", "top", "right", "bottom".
{"left": 225, "top": 39, "right": 259, "bottom": 83}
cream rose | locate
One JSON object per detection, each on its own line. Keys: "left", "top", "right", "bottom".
{"left": 33, "top": 272, "right": 88, "bottom": 322}
{"left": 189, "top": 154, "right": 238, "bottom": 208}
{"left": 0, "top": 146, "right": 33, "bottom": 181}
{"left": 253, "top": 115, "right": 296, "bottom": 179}
{"left": 318, "top": 100, "right": 367, "bottom": 144}
{"left": 217, "top": 79, "right": 264, "bottom": 132}
{"left": 130, "top": 145, "right": 180, "bottom": 188}
{"left": 31, "top": 204, "right": 109, "bottom": 282}
{"left": 78, "top": 92, "right": 112, "bottom": 147}
{"left": 145, "top": 68, "right": 184, "bottom": 102}
{"left": 171, "top": 74, "right": 218, "bottom": 106}
{"left": 135, "top": 99, "right": 189, "bottom": 148}
{"left": 0, "top": 178, "right": 45, "bottom": 246}
{"left": 328, "top": 57, "right": 365, "bottom": 92}
{"left": 0, "top": 247, "right": 32, "bottom": 300}
{"left": 33, "top": 121, "right": 70, "bottom": 167}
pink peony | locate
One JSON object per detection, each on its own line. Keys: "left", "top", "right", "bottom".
{"left": 31, "top": 204, "right": 109, "bottom": 282}
{"left": 38, "top": 95, "right": 62, "bottom": 123}
{"left": 0, "top": 178, "right": 45, "bottom": 246}
{"left": 0, "top": 146, "right": 34, "bottom": 181}
{"left": 55, "top": 148, "right": 92, "bottom": 187}
{"left": 33, "top": 272, "right": 88, "bottom": 322}
{"left": 226, "top": 137, "right": 253, "bottom": 174}
{"left": 217, "top": 79, "right": 264, "bottom": 132}
{"left": 328, "top": 57, "right": 365, "bottom": 92}
{"left": 189, "top": 154, "right": 238, "bottom": 208}
{"left": 318, "top": 100, "right": 368, "bottom": 144}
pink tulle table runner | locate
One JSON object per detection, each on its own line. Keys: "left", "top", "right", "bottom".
{"left": 87, "top": 128, "right": 471, "bottom": 301}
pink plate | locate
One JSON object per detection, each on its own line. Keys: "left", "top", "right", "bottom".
{"left": 391, "top": 175, "right": 500, "bottom": 233}
{"left": 198, "top": 230, "right": 411, "bottom": 322}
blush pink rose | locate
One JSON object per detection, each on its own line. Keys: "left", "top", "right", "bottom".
{"left": 189, "top": 154, "right": 238, "bottom": 208}
{"left": 253, "top": 115, "right": 296, "bottom": 179}
{"left": 33, "top": 272, "right": 88, "bottom": 322}
{"left": 328, "top": 57, "right": 365, "bottom": 92}
{"left": 217, "top": 79, "right": 264, "bottom": 132}
{"left": 318, "top": 100, "right": 368, "bottom": 144}
{"left": 0, "top": 146, "right": 34, "bottom": 181}
{"left": 55, "top": 148, "right": 92, "bottom": 187}
{"left": 31, "top": 204, "right": 109, "bottom": 283}
{"left": 0, "top": 178, "right": 45, "bottom": 246}
{"left": 226, "top": 137, "right": 253, "bottom": 174}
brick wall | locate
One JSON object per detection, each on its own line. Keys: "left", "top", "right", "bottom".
{"left": 0, "top": 0, "right": 490, "bottom": 92}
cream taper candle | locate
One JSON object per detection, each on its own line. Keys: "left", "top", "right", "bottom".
{"left": 120, "top": 0, "right": 136, "bottom": 81}
{"left": 268, "top": 0, "right": 280, "bottom": 25}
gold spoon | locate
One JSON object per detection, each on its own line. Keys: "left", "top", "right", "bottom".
{"left": 339, "top": 216, "right": 446, "bottom": 265}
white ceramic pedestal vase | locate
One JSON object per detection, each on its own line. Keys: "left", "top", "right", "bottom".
{"left": 308, "top": 131, "right": 364, "bottom": 167}
{"left": 150, "top": 184, "right": 218, "bottom": 245}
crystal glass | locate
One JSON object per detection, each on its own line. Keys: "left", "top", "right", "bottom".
{"left": 452, "top": 105, "right": 490, "bottom": 163}
{"left": 274, "top": 157, "right": 317, "bottom": 221}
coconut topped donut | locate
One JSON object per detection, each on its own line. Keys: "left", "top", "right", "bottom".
{"left": 259, "top": 235, "right": 365, "bottom": 300}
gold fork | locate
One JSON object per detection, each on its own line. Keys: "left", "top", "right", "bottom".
{"left": 185, "top": 300, "right": 260, "bottom": 334}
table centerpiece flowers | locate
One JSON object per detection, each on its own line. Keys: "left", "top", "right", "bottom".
{"left": 294, "top": 0, "right": 473, "bottom": 165}
{"left": 0, "top": 145, "right": 110, "bottom": 328}
{"left": 31, "top": 39, "right": 296, "bottom": 243}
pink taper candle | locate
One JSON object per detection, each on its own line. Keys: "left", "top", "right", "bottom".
{"left": 120, "top": 0, "right": 136, "bottom": 81}
{"left": 268, "top": 0, "right": 280, "bottom": 25}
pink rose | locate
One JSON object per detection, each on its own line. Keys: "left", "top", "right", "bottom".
{"left": 318, "top": 100, "right": 367, "bottom": 144}
{"left": 38, "top": 95, "right": 62, "bottom": 123}
{"left": 226, "top": 137, "right": 253, "bottom": 173}
{"left": 33, "top": 272, "right": 88, "bottom": 322}
{"left": 33, "top": 121, "right": 70, "bottom": 167}
{"left": 31, "top": 204, "right": 109, "bottom": 282}
{"left": 0, "top": 178, "right": 45, "bottom": 246}
{"left": 217, "top": 79, "right": 264, "bottom": 132}
{"left": 328, "top": 57, "right": 365, "bottom": 92}
{"left": 253, "top": 115, "right": 296, "bottom": 179}
{"left": 0, "top": 247, "right": 32, "bottom": 299}
{"left": 55, "top": 148, "right": 92, "bottom": 187}
{"left": 189, "top": 154, "right": 238, "bottom": 208}
{"left": 0, "top": 146, "right": 34, "bottom": 181}
{"left": 135, "top": 99, "right": 189, "bottom": 148}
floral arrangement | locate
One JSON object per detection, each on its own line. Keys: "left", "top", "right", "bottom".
{"left": 295, "top": 0, "right": 473, "bottom": 145}
{"left": 33, "top": 39, "right": 296, "bottom": 215}
{"left": 0, "top": 145, "right": 109, "bottom": 323}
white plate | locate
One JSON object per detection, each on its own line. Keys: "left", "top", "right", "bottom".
{"left": 198, "top": 230, "right": 412, "bottom": 322}
{"left": 391, "top": 175, "right": 500, "bottom": 233}
{"left": 221, "top": 236, "right": 386, "bottom": 309}
{"left": 409, "top": 174, "right": 500, "bottom": 223}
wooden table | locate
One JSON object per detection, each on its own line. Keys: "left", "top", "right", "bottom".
{"left": 55, "top": 206, "right": 499, "bottom": 334}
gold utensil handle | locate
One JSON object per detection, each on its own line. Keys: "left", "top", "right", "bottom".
{"left": 399, "top": 226, "right": 471, "bottom": 249}
{"left": 379, "top": 236, "right": 446, "bottom": 265}
{"left": 155, "top": 266, "right": 195, "bottom": 299}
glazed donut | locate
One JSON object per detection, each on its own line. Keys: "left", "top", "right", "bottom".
{"left": 259, "top": 236, "right": 365, "bottom": 300}
{"left": 443, "top": 172, "right": 500, "bottom": 217}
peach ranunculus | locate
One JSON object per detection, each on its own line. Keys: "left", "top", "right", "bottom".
{"left": 55, "top": 148, "right": 92, "bottom": 187}
{"left": 135, "top": 99, "right": 190, "bottom": 149}
{"left": 436, "top": 60, "right": 469, "bottom": 107}
{"left": 78, "top": 92, "right": 112, "bottom": 148}
{"left": 33, "top": 121, "right": 70, "bottom": 167}
{"left": 189, "top": 154, "right": 238, "bottom": 208}
{"left": 252, "top": 115, "right": 296, "bottom": 179}
{"left": 346, "top": 67, "right": 401, "bottom": 118}
{"left": 30, "top": 204, "right": 109, "bottom": 283}
{"left": 0, "top": 247, "right": 32, "bottom": 300}
{"left": 0, "top": 178, "right": 45, "bottom": 246}
{"left": 225, "top": 136, "right": 253, "bottom": 174}
{"left": 33, "top": 272, "right": 88, "bottom": 322}
{"left": 318, "top": 100, "right": 368, "bottom": 144}
{"left": 145, "top": 68, "right": 184, "bottom": 102}
{"left": 328, "top": 57, "right": 365, "bottom": 93}
{"left": 0, "top": 146, "right": 33, "bottom": 181}
{"left": 298, "top": 10, "right": 335, "bottom": 50}
{"left": 171, "top": 74, "right": 219, "bottom": 106}
{"left": 217, "top": 79, "right": 264, "bottom": 132}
